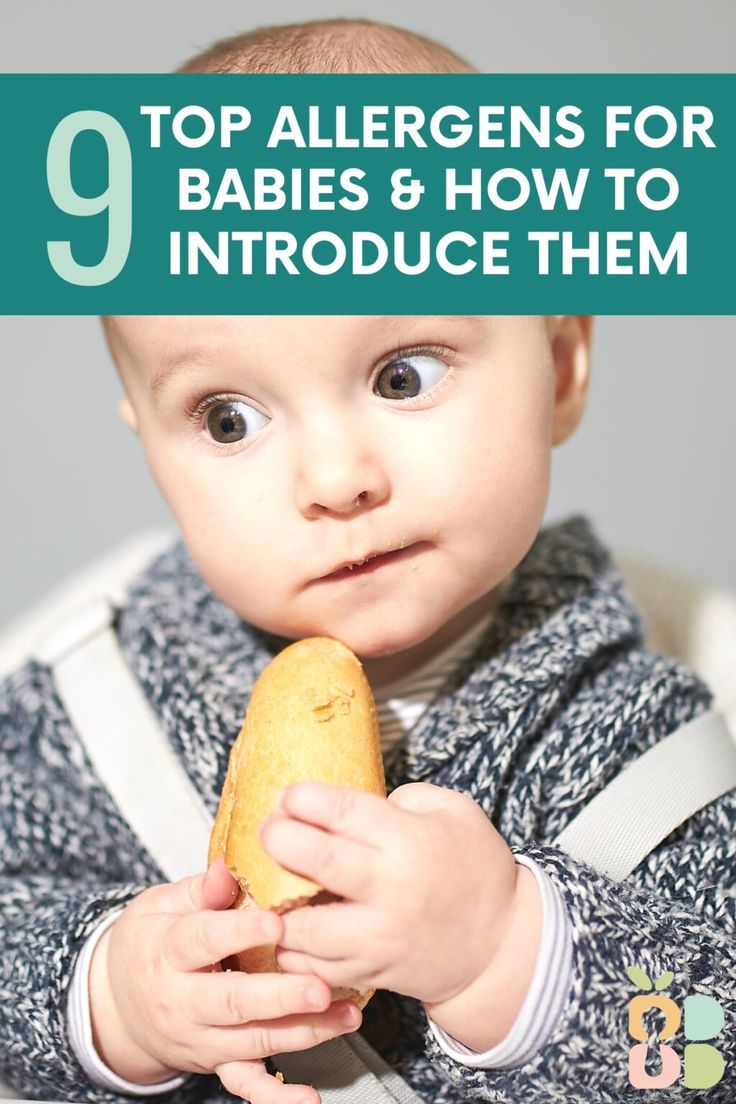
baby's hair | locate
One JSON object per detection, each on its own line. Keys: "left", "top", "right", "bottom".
{"left": 176, "top": 17, "right": 477, "bottom": 75}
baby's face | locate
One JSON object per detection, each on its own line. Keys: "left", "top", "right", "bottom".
{"left": 110, "top": 315, "right": 581, "bottom": 664}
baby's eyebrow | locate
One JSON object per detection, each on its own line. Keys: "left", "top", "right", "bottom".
{"left": 150, "top": 348, "right": 211, "bottom": 397}
{"left": 364, "top": 314, "right": 486, "bottom": 342}
{"left": 383, "top": 315, "right": 482, "bottom": 327}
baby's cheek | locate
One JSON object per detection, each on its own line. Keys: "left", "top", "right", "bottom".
{"left": 476, "top": 436, "right": 550, "bottom": 533}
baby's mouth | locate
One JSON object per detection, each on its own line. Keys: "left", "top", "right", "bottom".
{"left": 318, "top": 541, "right": 430, "bottom": 583}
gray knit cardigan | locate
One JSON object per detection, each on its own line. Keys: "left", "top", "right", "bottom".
{"left": 0, "top": 516, "right": 733, "bottom": 1104}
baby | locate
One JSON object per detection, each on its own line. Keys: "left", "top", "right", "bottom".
{"left": 1, "top": 18, "right": 734, "bottom": 1104}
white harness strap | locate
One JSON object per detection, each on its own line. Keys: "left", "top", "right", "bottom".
{"left": 18, "top": 597, "right": 736, "bottom": 1104}
{"left": 34, "top": 598, "right": 213, "bottom": 883}
{"left": 553, "top": 709, "right": 736, "bottom": 881}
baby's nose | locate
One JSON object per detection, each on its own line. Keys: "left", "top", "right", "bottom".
{"left": 292, "top": 421, "right": 389, "bottom": 518}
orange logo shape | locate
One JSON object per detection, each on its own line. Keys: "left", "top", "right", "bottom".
{"left": 628, "top": 994, "right": 681, "bottom": 1042}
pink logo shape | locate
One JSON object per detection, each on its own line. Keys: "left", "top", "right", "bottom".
{"left": 628, "top": 1042, "right": 682, "bottom": 1089}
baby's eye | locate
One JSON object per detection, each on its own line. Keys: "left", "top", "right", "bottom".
{"left": 374, "top": 354, "right": 448, "bottom": 401}
{"left": 204, "top": 399, "right": 269, "bottom": 444}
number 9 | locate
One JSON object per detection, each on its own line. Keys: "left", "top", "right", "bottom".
{"left": 47, "top": 109, "right": 132, "bottom": 286}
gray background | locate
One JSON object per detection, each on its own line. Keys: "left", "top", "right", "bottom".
{"left": 1, "top": 0, "right": 734, "bottom": 627}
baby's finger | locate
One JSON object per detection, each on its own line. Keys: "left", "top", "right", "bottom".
{"left": 260, "top": 816, "right": 375, "bottom": 902}
{"left": 213, "top": 1000, "right": 362, "bottom": 1063}
{"left": 189, "top": 969, "right": 332, "bottom": 1026}
{"left": 216, "top": 1057, "right": 320, "bottom": 1104}
{"left": 169, "top": 907, "right": 282, "bottom": 971}
{"left": 274, "top": 782, "right": 402, "bottom": 849}
{"left": 201, "top": 856, "right": 240, "bottom": 910}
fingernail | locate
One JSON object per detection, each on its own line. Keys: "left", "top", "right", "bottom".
{"left": 339, "top": 1004, "right": 360, "bottom": 1029}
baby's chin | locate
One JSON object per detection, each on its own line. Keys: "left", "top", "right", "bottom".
{"left": 265, "top": 618, "right": 433, "bottom": 664}
{"left": 324, "top": 618, "right": 444, "bottom": 672}
{"left": 235, "top": 596, "right": 448, "bottom": 671}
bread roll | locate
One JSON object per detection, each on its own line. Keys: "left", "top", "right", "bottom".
{"left": 209, "top": 636, "right": 386, "bottom": 1007}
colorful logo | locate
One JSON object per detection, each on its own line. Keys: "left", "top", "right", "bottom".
{"left": 626, "top": 964, "right": 726, "bottom": 1089}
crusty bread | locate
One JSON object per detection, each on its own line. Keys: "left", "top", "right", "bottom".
{"left": 209, "top": 636, "right": 386, "bottom": 1008}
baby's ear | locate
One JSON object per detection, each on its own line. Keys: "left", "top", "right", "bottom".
{"left": 117, "top": 396, "right": 138, "bottom": 432}
{"left": 549, "top": 315, "right": 593, "bottom": 446}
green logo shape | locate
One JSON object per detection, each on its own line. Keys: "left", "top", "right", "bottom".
{"left": 683, "top": 1043, "right": 725, "bottom": 1089}
{"left": 626, "top": 965, "right": 652, "bottom": 990}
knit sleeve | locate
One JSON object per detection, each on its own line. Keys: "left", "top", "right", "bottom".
{"left": 0, "top": 660, "right": 213, "bottom": 1104}
{"left": 422, "top": 786, "right": 736, "bottom": 1103}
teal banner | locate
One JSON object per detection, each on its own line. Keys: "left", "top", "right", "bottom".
{"left": 1, "top": 74, "right": 733, "bottom": 313}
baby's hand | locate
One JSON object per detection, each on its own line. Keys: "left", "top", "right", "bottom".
{"left": 262, "top": 781, "right": 519, "bottom": 1009}
{"left": 89, "top": 858, "right": 361, "bottom": 1104}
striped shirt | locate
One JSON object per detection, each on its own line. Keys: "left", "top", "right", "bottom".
{"left": 373, "top": 612, "right": 498, "bottom": 754}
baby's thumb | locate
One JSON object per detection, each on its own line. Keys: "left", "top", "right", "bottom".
{"left": 166, "top": 857, "right": 238, "bottom": 914}
{"left": 200, "top": 856, "right": 239, "bottom": 911}
{"left": 143, "top": 858, "right": 239, "bottom": 915}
